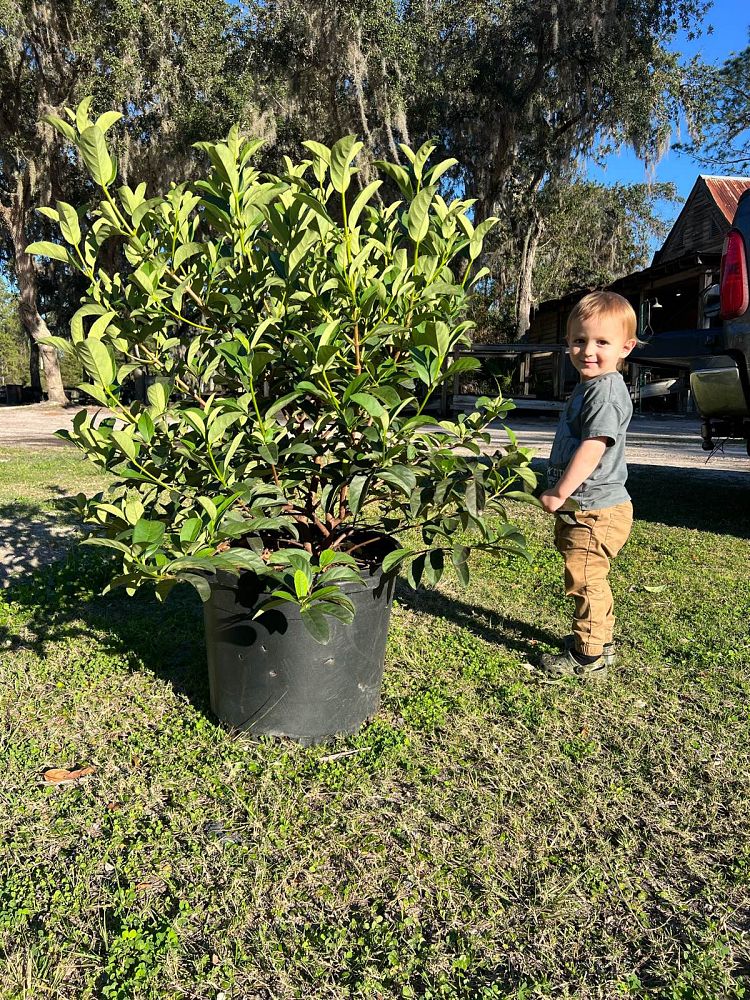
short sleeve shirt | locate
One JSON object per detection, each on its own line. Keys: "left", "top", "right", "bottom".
{"left": 546, "top": 371, "right": 632, "bottom": 511}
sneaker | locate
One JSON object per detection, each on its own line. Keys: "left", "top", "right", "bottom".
{"left": 537, "top": 648, "right": 608, "bottom": 682}
{"left": 564, "top": 634, "right": 616, "bottom": 667}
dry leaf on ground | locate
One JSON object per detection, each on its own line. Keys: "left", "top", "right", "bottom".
{"left": 42, "top": 765, "right": 96, "bottom": 783}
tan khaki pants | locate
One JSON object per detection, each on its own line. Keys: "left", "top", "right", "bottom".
{"left": 553, "top": 501, "right": 633, "bottom": 656}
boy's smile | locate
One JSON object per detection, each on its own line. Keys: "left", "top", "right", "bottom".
{"left": 567, "top": 315, "right": 637, "bottom": 381}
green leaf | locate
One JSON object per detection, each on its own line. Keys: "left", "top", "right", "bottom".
{"left": 283, "top": 552, "right": 313, "bottom": 579}
{"left": 78, "top": 338, "right": 115, "bottom": 386}
{"left": 37, "top": 335, "right": 70, "bottom": 354}
{"left": 180, "top": 572, "right": 212, "bottom": 602}
{"left": 81, "top": 536, "right": 130, "bottom": 553}
{"left": 451, "top": 545, "right": 470, "bottom": 587}
{"left": 313, "top": 600, "right": 355, "bottom": 625}
{"left": 286, "top": 227, "right": 317, "bottom": 278}
{"left": 25, "top": 241, "right": 69, "bottom": 263}
{"left": 515, "top": 465, "right": 537, "bottom": 488}
{"left": 445, "top": 357, "right": 482, "bottom": 378}
{"left": 79, "top": 125, "right": 115, "bottom": 187}
{"left": 381, "top": 548, "right": 412, "bottom": 575}
{"left": 300, "top": 606, "right": 331, "bottom": 644}
{"left": 216, "top": 550, "right": 265, "bottom": 574}
{"left": 56, "top": 202, "right": 81, "bottom": 245}
{"left": 198, "top": 496, "right": 218, "bottom": 522}
{"left": 378, "top": 466, "right": 416, "bottom": 495}
{"left": 95, "top": 110, "right": 123, "bottom": 134}
{"left": 147, "top": 381, "right": 170, "bottom": 415}
{"left": 350, "top": 392, "right": 389, "bottom": 433}
{"left": 330, "top": 135, "right": 362, "bottom": 194}
{"left": 124, "top": 497, "right": 144, "bottom": 525}
{"left": 465, "top": 477, "right": 486, "bottom": 517}
{"left": 294, "top": 569, "right": 310, "bottom": 598}
{"left": 117, "top": 362, "right": 141, "bottom": 383}
{"left": 424, "top": 157, "right": 458, "bottom": 186}
{"left": 137, "top": 412, "right": 155, "bottom": 442}
{"left": 502, "top": 490, "right": 541, "bottom": 507}
{"left": 208, "top": 411, "right": 242, "bottom": 445}
{"left": 315, "top": 568, "right": 359, "bottom": 589}
{"left": 180, "top": 518, "right": 203, "bottom": 544}
{"left": 265, "top": 391, "right": 301, "bottom": 421}
{"left": 36, "top": 206, "right": 60, "bottom": 222}
{"left": 343, "top": 373, "right": 370, "bottom": 403}
{"left": 423, "top": 549, "right": 444, "bottom": 586}
{"left": 75, "top": 96, "right": 94, "bottom": 133}
{"left": 76, "top": 382, "right": 109, "bottom": 406}
{"left": 347, "top": 179, "right": 382, "bottom": 230}
{"left": 373, "top": 160, "right": 413, "bottom": 198}
{"left": 132, "top": 518, "right": 165, "bottom": 545}
{"left": 406, "top": 553, "right": 426, "bottom": 589}
{"left": 111, "top": 429, "right": 137, "bottom": 460}
{"left": 43, "top": 114, "right": 77, "bottom": 143}
{"left": 302, "top": 140, "right": 331, "bottom": 165}
{"left": 469, "top": 217, "right": 499, "bottom": 261}
{"left": 258, "top": 441, "right": 279, "bottom": 465}
{"left": 412, "top": 139, "right": 438, "bottom": 181}
{"left": 407, "top": 185, "right": 436, "bottom": 244}
{"left": 70, "top": 302, "right": 108, "bottom": 343}
{"left": 347, "top": 474, "right": 369, "bottom": 516}
{"left": 174, "top": 242, "right": 203, "bottom": 270}
{"left": 89, "top": 310, "right": 116, "bottom": 340}
{"left": 182, "top": 406, "right": 207, "bottom": 436}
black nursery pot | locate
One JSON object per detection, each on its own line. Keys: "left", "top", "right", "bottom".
{"left": 203, "top": 550, "right": 396, "bottom": 744}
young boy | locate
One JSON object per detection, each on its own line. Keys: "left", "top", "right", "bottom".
{"left": 538, "top": 290, "right": 638, "bottom": 680}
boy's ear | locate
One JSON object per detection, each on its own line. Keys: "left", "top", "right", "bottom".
{"left": 620, "top": 338, "right": 638, "bottom": 358}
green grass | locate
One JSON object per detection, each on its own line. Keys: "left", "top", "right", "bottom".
{"left": 1, "top": 450, "right": 749, "bottom": 998}
{"left": 0, "top": 447, "right": 110, "bottom": 507}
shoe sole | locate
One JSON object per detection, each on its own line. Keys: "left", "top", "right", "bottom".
{"left": 536, "top": 666, "right": 609, "bottom": 684}
{"left": 564, "top": 636, "right": 616, "bottom": 668}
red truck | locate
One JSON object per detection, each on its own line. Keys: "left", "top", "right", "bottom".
{"left": 689, "top": 189, "right": 750, "bottom": 454}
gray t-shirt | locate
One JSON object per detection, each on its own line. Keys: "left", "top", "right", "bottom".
{"left": 547, "top": 371, "right": 632, "bottom": 511}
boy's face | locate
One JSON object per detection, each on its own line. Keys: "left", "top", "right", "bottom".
{"left": 566, "top": 314, "right": 637, "bottom": 381}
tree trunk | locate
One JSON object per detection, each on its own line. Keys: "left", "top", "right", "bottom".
{"left": 30, "top": 339, "right": 41, "bottom": 395}
{"left": 1, "top": 173, "right": 68, "bottom": 405}
{"left": 515, "top": 215, "right": 543, "bottom": 340}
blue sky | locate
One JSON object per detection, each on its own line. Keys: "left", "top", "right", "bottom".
{"left": 587, "top": 0, "right": 749, "bottom": 219}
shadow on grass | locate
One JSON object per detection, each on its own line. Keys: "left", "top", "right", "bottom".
{"left": 627, "top": 462, "right": 750, "bottom": 538}
{"left": 0, "top": 496, "right": 81, "bottom": 588}
{"left": 0, "top": 547, "right": 212, "bottom": 714}
{"left": 396, "top": 580, "right": 557, "bottom": 661}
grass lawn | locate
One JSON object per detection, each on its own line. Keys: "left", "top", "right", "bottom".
{"left": 1, "top": 446, "right": 749, "bottom": 999}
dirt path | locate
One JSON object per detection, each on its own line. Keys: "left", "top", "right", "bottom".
{"left": 0, "top": 403, "right": 97, "bottom": 448}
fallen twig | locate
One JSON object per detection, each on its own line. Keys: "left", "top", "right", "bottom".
{"left": 318, "top": 746, "right": 371, "bottom": 763}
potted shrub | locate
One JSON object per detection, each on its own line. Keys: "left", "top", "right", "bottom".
{"left": 29, "top": 99, "right": 537, "bottom": 742}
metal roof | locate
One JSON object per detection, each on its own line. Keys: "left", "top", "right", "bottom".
{"left": 701, "top": 176, "right": 750, "bottom": 223}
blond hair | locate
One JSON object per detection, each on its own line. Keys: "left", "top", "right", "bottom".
{"left": 566, "top": 291, "right": 638, "bottom": 343}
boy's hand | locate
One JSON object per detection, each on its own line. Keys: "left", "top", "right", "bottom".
{"left": 539, "top": 490, "right": 566, "bottom": 514}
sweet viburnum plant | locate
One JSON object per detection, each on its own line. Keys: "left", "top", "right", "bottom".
{"left": 30, "top": 98, "right": 537, "bottom": 642}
